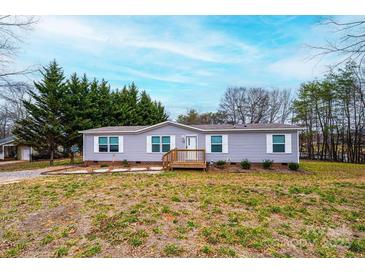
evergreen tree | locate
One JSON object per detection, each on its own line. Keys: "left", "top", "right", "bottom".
{"left": 86, "top": 79, "right": 112, "bottom": 127}
{"left": 62, "top": 73, "right": 90, "bottom": 163}
{"left": 13, "top": 60, "right": 169, "bottom": 164}
{"left": 136, "top": 90, "right": 156, "bottom": 125}
{"left": 153, "top": 101, "right": 169, "bottom": 123}
{"left": 13, "top": 60, "right": 67, "bottom": 165}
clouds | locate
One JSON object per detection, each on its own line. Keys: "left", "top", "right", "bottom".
{"left": 267, "top": 53, "right": 329, "bottom": 80}
{"left": 17, "top": 15, "right": 354, "bottom": 118}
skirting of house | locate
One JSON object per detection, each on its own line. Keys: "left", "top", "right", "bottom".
{"left": 84, "top": 160, "right": 163, "bottom": 166}
{"left": 84, "top": 160, "right": 290, "bottom": 166}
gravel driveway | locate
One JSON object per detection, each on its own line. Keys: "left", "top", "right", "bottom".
{"left": 0, "top": 168, "right": 52, "bottom": 185}
{"left": 0, "top": 165, "right": 76, "bottom": 185}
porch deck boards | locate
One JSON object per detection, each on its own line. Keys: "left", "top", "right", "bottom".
{"left": 162, "top": 149, "right": 207, "bottom": 170}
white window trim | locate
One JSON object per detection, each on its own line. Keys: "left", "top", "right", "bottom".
{"left": 150, "top": 135, "right": 173, "bottom": 153}
{"left": 209, "top": 135, "right": 228, "bottom": 154}
{"left": 95, "top": 136, "right": 123, "bottom": 153}
{"left": 266, "top": 133, "right": 292, "bottom": 154}
{"left": 297, "top": 131, "right": 300, "bottom": 163}
{"left": 205, "top": 135, "right": 211, "bottom": 153}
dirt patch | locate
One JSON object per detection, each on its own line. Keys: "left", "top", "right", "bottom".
{"left": 22, "top": 204, "right": 80, "bottom": 233}
{"left": 327, "top": 225, "right": 353, "bottom": 239}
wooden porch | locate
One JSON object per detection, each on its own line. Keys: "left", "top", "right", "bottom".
{"left": 162, "top": 148, "right": 207, "bottom": 170}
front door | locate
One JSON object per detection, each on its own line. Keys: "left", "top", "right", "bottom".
{"left": 186, "top": 136, "right": 197, "bottom": 149}
{"left": 186, "top": 136, "right": 197, "bottom": 161}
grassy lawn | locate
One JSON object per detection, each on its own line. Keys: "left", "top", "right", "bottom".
{"left": 0, "top": 158, "right": 82, "bottom": 172}
{"left": 0, "top": 161, "right": 364, "bottom": 258}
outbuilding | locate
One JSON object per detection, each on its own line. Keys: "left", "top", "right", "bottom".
{"left": 0, "top": 136, "right": 32, "bottom": 161}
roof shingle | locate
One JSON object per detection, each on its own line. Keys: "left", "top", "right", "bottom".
{"left": 80, "top": 121, "right": 302, "bottom": 134}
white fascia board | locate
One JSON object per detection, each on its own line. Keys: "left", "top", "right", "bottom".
{"left": 79, "top": 121, "right": 305, "bottom": 134}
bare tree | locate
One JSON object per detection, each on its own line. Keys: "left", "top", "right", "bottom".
{"left": 218, "top": 87, "right": 241, "bottom": 124}
{"left": 0, "top": 82, "right": 30, "bottom": 137}
{"left": 278, "top": 89, "right": 293, "bottom": 123}
{"left": 0, "top": 15, "right": 38, "bottom": 88}
{"left": 218, "top": 86, "right": 293, "bottom": 124}
{"left": 311, "top": 16, "right": 365, "bottom": 110}
{"left": 312, "top": 17, "right": 365, "bottom": 67}
{"left": 0, "top": 15, "right": 37, "bottom": 137}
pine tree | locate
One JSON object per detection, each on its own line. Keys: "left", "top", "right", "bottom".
{"left": 13, "top": 60, "right": 67, "bottom": 165}
{"left": 62, "top": 73, "right": 90, "bottom": 163}
{"left": 136, "top": 90, "right": 156, "bottom": 125}
{"left": 134, "top": 90, "right": 167, "bottom": 125}
{"left": 14, "top": 61, "right": 169, "bottom": 164}
{"left": 111, "top": 82, "right": 140, "bottom": 126}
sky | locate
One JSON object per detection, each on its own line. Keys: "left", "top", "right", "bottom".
{"left": 15, "top": 16, "right": 351, "bottom": 118}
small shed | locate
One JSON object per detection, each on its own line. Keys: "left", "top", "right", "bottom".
{"left": 0, "top": 136, "right": 32, "bottom": 161}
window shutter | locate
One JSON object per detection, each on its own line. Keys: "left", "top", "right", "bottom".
{"left": 170, "top": 135, "right": 176, "bottom": 149}
{"left": 222, "top": 135, "right": 228, "bottom": 153}
{"left": 285, "top": 133, "right": 292, "bottom": 153}
{"left": 146, "top": 136, "right": 152, "bottom": 153}
{"left": 266, "top": 134, "right": 273, "bottom": 153}
{"left": 94, "top": 136, "right": 99, "bottom": 153}
{"left": 118, "top": 136, "right": 124, "bottom": 153}
{"left": 205, "top": 135, "right": 211, "bottom": 153}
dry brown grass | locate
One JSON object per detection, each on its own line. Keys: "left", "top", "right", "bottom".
{"left": 0, "top": 160, "right": 364, "bottom": 258}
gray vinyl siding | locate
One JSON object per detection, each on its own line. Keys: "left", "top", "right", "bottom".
{"left": 83, "top": 124, "right": 299, "bottom": 163}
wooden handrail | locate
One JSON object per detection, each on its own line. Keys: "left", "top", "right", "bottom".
{"left": 162, "top": 148, "right": 206, "bottom": 169}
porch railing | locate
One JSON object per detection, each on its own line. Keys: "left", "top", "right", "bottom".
{"left": 162, "top": 148, "right": 206, "bottom": 169}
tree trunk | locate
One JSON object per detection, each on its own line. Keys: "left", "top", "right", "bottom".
{"left": 50, "top": 149, "right": 54, "bottom": 166}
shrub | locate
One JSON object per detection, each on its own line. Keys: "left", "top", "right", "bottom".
{"left": 240, "top": 159, "right": 251, "bottom": 169}
{"left": 262, "top": 159, "right": 273, "bottom": 169}
{"left": 100, "top": 164, "right": 109, "bottom": 168}
{"left": 215, "top": 160, "right": 227, "bottom": 169}
{"left": 288, "top": 162, "right": 300, "bottom": 171}
{"left": 122, "top": 159, "right": 129, "bottom": 167}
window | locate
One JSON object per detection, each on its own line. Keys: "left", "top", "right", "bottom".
{"left": 99, "top": 137, "right": 108, "bottom": 152}
{"left": 273, "top": 135, "right": 285, "bottom": 153}
{"left": 162, "top": 136, "right": 171, "bottom": 152}
{"left": 109, "top": 137, "right": 119, "bottom": 152}
{"left": 211, "top": 135, "right": 222, "bottom": 152}
{"left": 152, "top": 136, "right": 160, "bottom": 152}
{"left": 151, "top": 136, "right": 171, "bottom": 152}
{"left": 98, "top": 136, "right": 119, "bottom": 152}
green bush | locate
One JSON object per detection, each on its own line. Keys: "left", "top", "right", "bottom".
{"left": 262, "top": 159, "right": 273, "bottom": 169}
{"left": 288, "top": 162, "right": 300, "bottom": 171}
{"left": 240, "top": 159, "right": 251, "bottom": 169}
{"left": 215, "top": 160, "right": 227, "bottom": 168}
{"left": 122, "top": 159, "right": 129, "bottom": 167}
{"left": 100, "top": 164, "right": 109, "bottom": 168}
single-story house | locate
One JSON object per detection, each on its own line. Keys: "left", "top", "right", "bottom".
{"left": 0, "top": 136, "right": 32, "bottom": 161}
{"left": 80, "top": 121, "right": 303, "bottom": 167}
